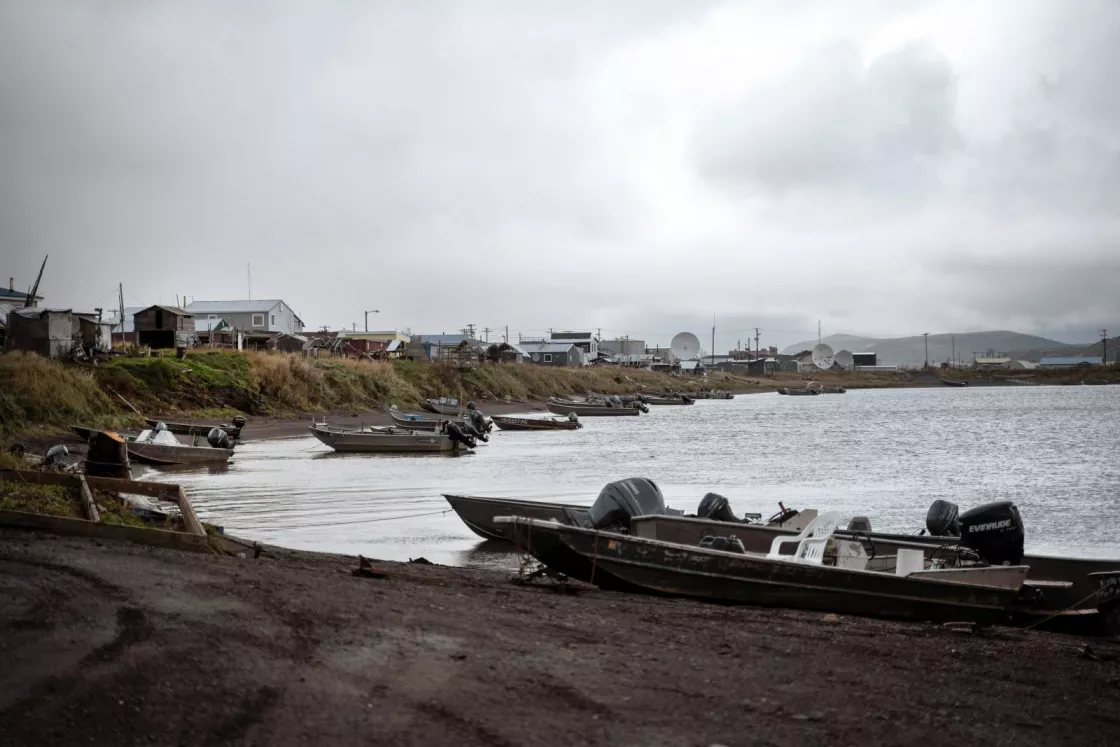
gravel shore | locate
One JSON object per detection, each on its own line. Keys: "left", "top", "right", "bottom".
{"left": 2, "top": 528, "right": 1117, "bottom": 746}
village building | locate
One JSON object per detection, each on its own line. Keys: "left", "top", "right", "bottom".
{"left": 3, "top": 307, "right": 73, "bottom": 358}
{"left": 133, "top": 305, "right": 195, "bottom": 350}
{"left": 548, "top": 331, "right": 599, "bottom": 364}
{"left": 524, "top": 341, "right": 581, "bottom": 366}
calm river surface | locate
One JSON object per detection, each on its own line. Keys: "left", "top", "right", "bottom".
{"left": 141, "top": 386, "right": 1120, "bottom": 567}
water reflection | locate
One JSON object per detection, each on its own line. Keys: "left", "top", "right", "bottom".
{"left": 139, "top": 388, "right": 1120, "bottom": 565}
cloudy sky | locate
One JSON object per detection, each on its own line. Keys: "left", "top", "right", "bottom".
{"left": 1, "top": 0, "right": 1117, "bottom": 351}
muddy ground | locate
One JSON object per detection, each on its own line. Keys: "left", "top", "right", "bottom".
{"left": 1, "top": 529, "right": 1117, "bottom": 746}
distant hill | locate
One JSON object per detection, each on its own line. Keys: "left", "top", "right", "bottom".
{"left": 780, "top": 331, "right": 1073, "bottom": 366}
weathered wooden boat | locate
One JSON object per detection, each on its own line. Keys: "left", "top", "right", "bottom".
{"left": 500, "top": 516, "right": 1028, "bottom": 624}
{"left": 309, "top": 423, "right": 471, "bottom": 454}
{"left": 777, "top": 387, "right": 819, "bottom": 396}
{"left": 420, "top": 397, "right": 462, "bottom": 416}
{"left": 940, "top": 378, "right": 970, "bottom": 387}
{"left": 491, "top": 415, "right": 582, "bottom": 432}
{"left": 125, "top": 428, "right": 234, "bottom": 466}
{"left": 546, "top": 399, "right": 641, "bottom": 416}
{"left": 144, "top": 418, "right": 243, "bottom": 440}
{"left": 812, "top": 385, "right": 846, "bottom": 394}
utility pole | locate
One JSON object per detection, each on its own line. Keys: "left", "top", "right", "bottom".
{"left": 463, "top": 323, "right": 476, "bottom": 339}
{"left": 483, "top": 327, "right": 494, "bottom": 343}
{"left": 923, "top": 333, "right": 929, "bottom": 368}
{"left": 951, "top": 334, "right": 955, "bottom": 367}
{"left": 1101, "top": 329, "right": 1109, "bottom": 365}
{"left": 711, "top": 314, "right": 716, "bottom": 366}
{"left": 755, "top": 327, "right": 761, "bottom": 356}
{"left": 117, "top": 283, "right": 125, "bottom": 335}
{"left": 364, "top": 309, "right": 379, "bottom": 331}
{"left": 504, "top": 326, "right": 509, "bottom": 343}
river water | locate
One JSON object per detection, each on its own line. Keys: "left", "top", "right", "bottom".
{"left": 139, "top": 386, "right": 1120, "bottom": 567}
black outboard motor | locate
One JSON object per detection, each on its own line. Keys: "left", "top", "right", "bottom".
{"left": 444, "top": 422, "right": 477, "bottom": 449}
{"left": 958, "top": 501, "right": 1025, "bottom": 566}
{"left": 697, "top": 492, "right": 739, "bottom": 523}
{"left": 588, "top": 478, "right": 666, "bottom": 531}
{"left": 925, "top": 499, "right": 961, "bottom": 537}
{"left": 231, "top": 415, "right": 247, "bottom": 428}
{"left": 466, "top": 408, "right": 489, "bottom": 435}
{"left": 462, "top": 421, "right": 489, "bottom": 442}
{"left": 207, "top": 428, "right": 232, "bottom": 449}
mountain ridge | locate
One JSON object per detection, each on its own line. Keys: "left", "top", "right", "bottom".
{"left": 780, "top": 331, "right": 1076, "bottom": 366}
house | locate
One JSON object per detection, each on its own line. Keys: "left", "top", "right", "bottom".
{"left": 335, "top": 330, "right": 411, "bottom": 358}
{"left": 0, "top": 277, "right": 44, "bottom": 306}
{"left": 1038, "top": 356, "right": 1106, "bottom": 368}
{"left": 852, "top": 352, "right": 878, "bottom": 368}
{"left": 184, "top": 300, "right": 304, "bottom": 335}
{"left": 549, "top": 331, "right": 599, "bottom": 365}
{"left": 266, "top": 332, "right": 309, "bottom": 354}
{"left": 414, "top": 334, "right": 486, "bottom": 361}
{"left": 4, "top": 308, "right": 73, "bottom": 358}
{"left": 133, "top": 305, "right": 195, "bottom": 349}
{"left": 485, "top": 342, "right": 530, "bottom": 364}
{"left": 524, "top": 341, "right": 581, "bottom": 366}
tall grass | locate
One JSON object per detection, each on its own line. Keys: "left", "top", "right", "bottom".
{"left": 0, "top": 351, "right": 134, "bottom": 437}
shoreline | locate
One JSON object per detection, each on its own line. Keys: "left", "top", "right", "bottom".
{"left": 2, "top": 527, "right": 1117, "bottom": 745}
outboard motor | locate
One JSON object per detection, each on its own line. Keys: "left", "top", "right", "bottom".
{"left": 467, "top": 408, "right": 488, "bottom": 435}
{"left": 207, "top": 428, "right": 232, "bottom": 449}
{"left": 444, "top": 422, "right": 477, "bottom": 449}
{"left": 958, "top": 501, "right": 1025, "bottom": 566}
{"left": 45, "top": 444, "right": 69, "bottom": 467}
{"left": 925, "top": 499, "right": 961, "bottom": 537}
{"left": 462, "top": 421, "right": 489, "bottom": 442}
{"left": 696, "top": 492, "right": 739, "bottom": 523}
{"left": 231, "top": 415, "right": 247, "bottom": 428}
{"left": 567, "top": 412, "right": 579, "bottom": 423}
{"left": 588, "top": 478, "right": 666, "bottom": 531}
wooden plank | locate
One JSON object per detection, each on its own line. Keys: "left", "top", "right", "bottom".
{"left": 77, "top": 475, "right": 100, "bottom": 523}
{"left": 0, "top": 470, "right": 181, "bottom": 500}
{"left": 176, "top": 485, "right": 206, "bottom": 537}
{"left": 0, "top": 509, "right": 212, "bottom": 553}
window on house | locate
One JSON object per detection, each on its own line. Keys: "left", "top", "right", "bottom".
{"left": 544, "top": 354, "right": 553, "bottom": 363}
{"left": 208, "top": 314, "right": 217, "bottom": 320}
{"left": 252, "top": 314, "right": 264, "bottom": 327}
{"left": 270, "top": 314, "right": 275, "bottom": 326}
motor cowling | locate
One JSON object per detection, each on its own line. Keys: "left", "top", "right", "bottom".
{"left": 444, "top": 422, "right": 477, "bottom": 449}
{"left": 588, "top": 478, "right": 665, "bottom": 531}
{"left": 207, "top": 428, "right": 232, "bottom": 449}
{"left": 958, "top": 501, "right": 1024, "bottom": 566}
{"left": 925, "top": 499, "right": 961, "bottom": 537}
{"left": 696, "top": 492, "right": 739, "bottom": 523}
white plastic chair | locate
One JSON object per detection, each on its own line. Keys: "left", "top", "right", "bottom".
{"left": 766, "top": 511, "right": 842, "bottom": 565}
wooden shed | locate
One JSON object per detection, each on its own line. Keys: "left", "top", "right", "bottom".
{"left": 133, "top": 305, "right": 195, "bottom": 349}
{"left": 4, "top": 307, "right": 74, "bottom": 358}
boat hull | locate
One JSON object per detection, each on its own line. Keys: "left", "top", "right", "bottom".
{"left": 145, "top": 418, "right": 243, "bottom": 440}
{"left": 509, "top": 519, "right": 1026, "bottom": 624}
{"left": 126, "top": 442, "right": 233, "bottom": 465}
{"left": 389, "top": 411, "right": 445, "bottom": 430}
{"left": 443, "top": 494, "right": 585, "bottom": 541}
{"left": 310, "top": 426, "right": 463, "bottom": 453}
{"left": 420, "top": 398, "right": 461, "bottom": 416}
{"left": 631, "top": 515, "right": 1118, "bottom": 611}
{"left": 546, "top": 401, "right": 639, "bottom": 416}
{"left": 491, "top": 415, "right": 582, "bottom": 431}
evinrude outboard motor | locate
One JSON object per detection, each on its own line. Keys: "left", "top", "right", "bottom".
{"left": 207, "top": 428, "right": 232, "bottom": 449}
{"left": 696, "top": 492, "right": 739, "bottom": 523}
{"left": 588, "top": 478, "right": 665, "bottom": 531}
{"left": 958, "top": 501, "right": 1025, "bottom": 566}
{"left": 925, "top": 499, "right": 961, "bottom": 537}
{"left": 444, "top": 422, "right": 477, "bottom": 449}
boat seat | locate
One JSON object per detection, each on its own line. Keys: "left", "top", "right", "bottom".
{"left": 767, "top": 511, "right": 843, "bottom": 565}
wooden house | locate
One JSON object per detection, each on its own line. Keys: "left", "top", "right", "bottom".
{"left": 4, "top": 307, "right": 74, "bottom": 358}
{"left": 133, "top": 305, "right": 195, "bottom": 349}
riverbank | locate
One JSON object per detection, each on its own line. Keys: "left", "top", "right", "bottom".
{"left": 2, "top": 528, "right": 1117, "bottom": 746}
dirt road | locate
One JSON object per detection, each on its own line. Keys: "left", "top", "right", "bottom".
{"left": 1, "top": 529, "right": 1117, "bottom": 746}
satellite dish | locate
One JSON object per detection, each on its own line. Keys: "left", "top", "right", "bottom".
{"left": 811, "top": 343, "right": 835, "bottom": 370}
{"left": 834, "top": 349, "right": 854, "bottom": 369}
{"left": 670, "top": 332, "right": 701, "bottom": 360}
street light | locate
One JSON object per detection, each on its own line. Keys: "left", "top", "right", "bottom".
{"left": 364, "top": 309, "right": 379, "bottom": 331}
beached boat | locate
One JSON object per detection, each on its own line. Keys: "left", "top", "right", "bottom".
{"left": 500, "top": 516, "right": 1029, "bottom": 625}
{"left": 144, "top": 418, "right": 243, "bottom": 440}
{"left": 940, "top": 378, "right": 970, "bottom": 387}
{"left": 546, "top": 399, "right": 641, "bottom": 417}
{"left": 309, "top": 423, "right": 471, "bottom": 454}
{"left": 420, "top": 397, "right": 462, "bottom": 416}
{"left": 777, "top": 387, "right": 819, "bottom": 396}
{"left": 811, "top": 385, "right": 846, "bottom": 394}
{"left": 491, "top": 414, "right": 583, "bottom": 432}
{"left": 442, "top": 491, "right": 809, "bottom": 544}
{"left": 125, "top": 427, "right": 234, "bottom": 466}
{"left": 389, "top": 409, "right": 446, "bottom": 430}
{"left": 643, "top": 395, "right": 694, "bottom": 405}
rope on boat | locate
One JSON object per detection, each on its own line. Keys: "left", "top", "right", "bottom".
{"left": 1019, "top": 587, "right": 1103, "bottom": 631}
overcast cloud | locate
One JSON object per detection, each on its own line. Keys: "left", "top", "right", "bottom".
{"left": 1, "top": 0, "right": 1117, "bottom": 350}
